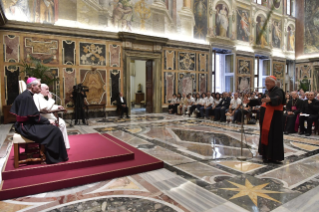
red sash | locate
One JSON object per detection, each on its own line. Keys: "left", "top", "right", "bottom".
{"left": 16, "top": 116, "right": 28, "bottom": 122}
{"left": 261, "top": 103, "right": 283, "bottom": 145}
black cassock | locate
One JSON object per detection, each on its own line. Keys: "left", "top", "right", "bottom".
{"left": 10, "top": 90, "right": 68, "bottom": 164}
{"left": 258, "top": 86, "right": 285, "bottom": 161}
{"left": 282, "top": 98, "right": 303, "bottom": 133}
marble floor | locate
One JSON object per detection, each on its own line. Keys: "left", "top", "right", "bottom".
{"left": 2, "top": 113, "right": 319, "bottom": 211}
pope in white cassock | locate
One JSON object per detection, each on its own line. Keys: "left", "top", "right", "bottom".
{"left": 33, "top": 84, "right": 70, "bottom": 149}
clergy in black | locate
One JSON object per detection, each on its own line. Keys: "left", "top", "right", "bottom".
{"left": 299, "top": 92, "right": 319, "bottom": 136}
{"left": 283, "top": 91, "right": 303, "bottom": 134}
{"left": 258, "top": 76, "right": 285, "bottom": 163}
{"left": 10, "top": 78, "right": 68, "bottom": 164}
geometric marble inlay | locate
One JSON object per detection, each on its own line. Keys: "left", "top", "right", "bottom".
{"left": 211, "top": 174, "right": 301, "bottom": 212}
{"left": 215, "top": 161, "right": 265, "bottom": 173}
{"left": 290, "top": 142, "right": 319, "bottom": 151}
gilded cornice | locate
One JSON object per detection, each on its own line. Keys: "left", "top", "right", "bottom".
{"left": 118, "top": 32, "right": 168, "bottom": 45}
{"left": 0, "top": 20, "right": 119, "bottom": 40}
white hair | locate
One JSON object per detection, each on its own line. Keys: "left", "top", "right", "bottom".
{"left": 27, "top": 79, "right": 40, "bottom": 88}
{"left": 41, "top": 83, "right": 48, "bottom": 88}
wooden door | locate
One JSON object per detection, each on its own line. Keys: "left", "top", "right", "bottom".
{"left": 145, "top": 60, "right": 153, "bottom": 113}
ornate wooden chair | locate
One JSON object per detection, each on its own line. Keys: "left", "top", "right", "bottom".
{"left": 13, "top": 133, "right": 46, "bottom": 168}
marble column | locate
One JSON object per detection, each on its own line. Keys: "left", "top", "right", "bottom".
{"left": 178, "top": 0, "right": 195, "bottom": 38}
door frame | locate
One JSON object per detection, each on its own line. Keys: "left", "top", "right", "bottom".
{"left": 123, "top": 50, "right": 162, "bottom": 114}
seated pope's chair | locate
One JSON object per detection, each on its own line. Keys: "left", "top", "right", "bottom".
{"left": 12, "top": 80, "right": 46, "bottom": 168}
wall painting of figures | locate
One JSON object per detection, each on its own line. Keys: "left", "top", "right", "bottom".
{"left": 236, "top": 8, "right": 250, "bottom": 42}
{"left": 215, "top": 3, "right": 229, "bottom": 37}
{"left": 304, "top": 0, "right": 319, "bottom": 54}
{"left": 272, "top": 19, "right": 282, "bottom": 49}
{"left": 193, "top": 0, "right": 207, "bottom": 40}
{"left": 256, "top": 15, "right": 268, "bottom": 47}
{"left": 287, "top": 26, "right": 295, "bottom": 51}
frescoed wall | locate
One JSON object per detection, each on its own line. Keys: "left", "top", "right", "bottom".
{"left": 304, "top": 0, "right": 319, "bottom": 54}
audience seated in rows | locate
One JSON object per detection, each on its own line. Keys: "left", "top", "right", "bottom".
{"left": 168, "top": 89, "right": 319, "bottom": 137}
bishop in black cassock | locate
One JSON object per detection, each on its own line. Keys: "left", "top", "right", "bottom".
{"left": 283, "top": 91, "right": 303, "bottom": 134}
{"left": 258, "top": 76, "right": 285, "bottom": 163}
{"left": 10, "top": 78, "right": 68, "bottom": 164}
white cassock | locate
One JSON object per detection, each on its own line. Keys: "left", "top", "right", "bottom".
{"left": 33, "top": 94, "right": 70, "bottom": 149}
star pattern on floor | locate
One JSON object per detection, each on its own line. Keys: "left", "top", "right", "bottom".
{"left": 220, "top": 179, "right": 283, "bottom": 206}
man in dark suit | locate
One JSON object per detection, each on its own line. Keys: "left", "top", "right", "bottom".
{"left": 214, "top": 92, "right": 231, "bottom": 122}
{"left": 117, "top": 92, "right": 130, "bottom": 118}
{"left": 299, "top": 92, "right": 319, "bottom": 136}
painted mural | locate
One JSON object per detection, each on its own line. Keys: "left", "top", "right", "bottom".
{"left": 256, "top": 15, "right": 268, "bottom": 47}
{"left": 193, "top": 0, "right": 207, "bottom": 40}
{"left": 215, "top": 3, "right": 229, "bottom": 37}
{"left": 272, "top": 20, "right": 282, "bottom": 49}
{"left": 236, "top": 8, "right": 250, "bottom": 42}
{"left": 0, "top": 0, "right": 296, "bottom": 47}
{"left": 287, "top": 26, "right": 295, "bottom": 51}
{"left": 304, "top": 0, "right": 319, "bottom": 54}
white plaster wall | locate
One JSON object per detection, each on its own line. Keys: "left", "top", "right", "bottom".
{"left": 131, "top": 60, "right": 146, "bottom": 101}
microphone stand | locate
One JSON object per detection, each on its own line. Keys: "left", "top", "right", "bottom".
{"left": 237, "top": 101, "right": 247, "bottom": 161}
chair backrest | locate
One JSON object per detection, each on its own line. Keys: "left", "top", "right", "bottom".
{"left": 19, "top": 80, "right": 27, "bottom": 94}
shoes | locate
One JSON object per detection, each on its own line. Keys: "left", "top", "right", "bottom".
{"left": 306, "top": 133, "right": 311, "bottom": 136}
{"left": 284, "top": 131, "right": 289, "bottom": 135}
{"left": 126, "top": 116, "right": 130, "bottom": 118}
{"left": 299, "top": 131, "right": 304, "bottom": 135}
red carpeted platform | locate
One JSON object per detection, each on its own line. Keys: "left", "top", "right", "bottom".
{"left": 0, "top": 133, "right": 163, "bottom": 200}
{"left": 2, "top": 133, "right": 134, "bottom": 180}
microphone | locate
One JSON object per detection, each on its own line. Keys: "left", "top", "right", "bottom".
{"left": 50, "top": 92, "right": 62, "bottom": 103}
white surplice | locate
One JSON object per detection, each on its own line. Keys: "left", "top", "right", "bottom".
{"left": 33, "top": 93, "right": 70, "bottom": 149}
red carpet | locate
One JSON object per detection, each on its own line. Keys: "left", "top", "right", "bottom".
{"left": 0, "top": 133, "right": 163, "bottom": 200}
{"left": 2, "top": 133, "right": 134, "bottom": 180}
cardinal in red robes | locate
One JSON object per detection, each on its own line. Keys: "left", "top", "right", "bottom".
{"left": 258, "top": 76, "right": 285, "bottom": 163}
